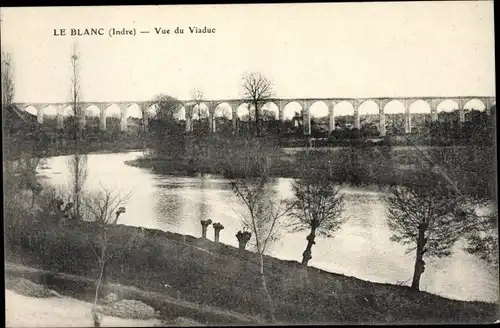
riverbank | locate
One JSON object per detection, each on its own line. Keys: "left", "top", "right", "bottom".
{"left": 44, "top": 145, "right": 146, "bottom": 158}
{"left": 5, "top": 217, "right": 498, "bottom": 325}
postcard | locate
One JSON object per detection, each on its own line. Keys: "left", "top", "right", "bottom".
{"left": 2, "top": 2, "right": 497, "bottom": 326}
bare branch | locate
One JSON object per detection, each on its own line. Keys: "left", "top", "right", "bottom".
{"left": 289, "top": 170, "right": 346, "bottom": 236}
{"left": 82, "top": 184, "right": 134, "bottom": 225}
{"left": 190, "top": 88, "right": 204, "bottom": 105}
{"left": 241, "top": 72, "right": 275, "bottom": 135}
{"left": 70, "top": 43, "right": 82, "bottom": 117}
{"left": 84, "top": 235, "right": 100, "bottom": 261}
{"left": 385, "top": 170, "right": 465, "bottom": 259}
{"left": 190, "top": 88, "right": 208, "bottom": 120}
{"left": 1, "top": 48, "right": 15, "bottom": 108}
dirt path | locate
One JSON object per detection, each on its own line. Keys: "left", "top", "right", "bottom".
{"left": 5, "top": 289, "right": 162, "bottom": 327}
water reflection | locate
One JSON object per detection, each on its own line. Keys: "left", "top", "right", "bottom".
{"left": 197, "top": 175, "right": 211, "bottom": 226}
{"left": 37, "top": 151, "right": 498, "bottom": 303}
{"left": 154, "top": 192, "right": 183, "bottom": 231}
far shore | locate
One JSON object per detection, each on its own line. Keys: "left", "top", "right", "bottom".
{"left": 122, "top": 150, "right": 418, "bottom": 189}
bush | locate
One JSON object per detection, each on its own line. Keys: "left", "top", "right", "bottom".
{"left": 6, "top": 277, "right": 59, "bottom": 298}
{"left": 97, "top": 299, "right": 159, "bottom": 320}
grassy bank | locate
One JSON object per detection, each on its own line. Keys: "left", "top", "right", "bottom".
{"left": 5, "top": 217, "right": 498, "bottom": 325}
{"left": 5, "top": 263, "right": 261, "bottom": 325}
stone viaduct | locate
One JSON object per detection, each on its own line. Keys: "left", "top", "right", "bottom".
{"left": 14, "top": 96, "right": 496, "bottom": 137}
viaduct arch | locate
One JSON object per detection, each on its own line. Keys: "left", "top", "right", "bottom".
{"left": 14, "top": 96, "right": 496, "bottom": 136}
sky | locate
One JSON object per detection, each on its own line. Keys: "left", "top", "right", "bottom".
{"left": 1, "top": 2, "right": 496, "bottom": 118}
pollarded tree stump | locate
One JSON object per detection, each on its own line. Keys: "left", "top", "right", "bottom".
{"left": 200, "top": 219, "right": 213, "bottom": 239}
{"left": 236, "top": 230, "right": 252, "bottom": 250}
{"left": 212, "top": 222, "right": 224, "bottom": 243}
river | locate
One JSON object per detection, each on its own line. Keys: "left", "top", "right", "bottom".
{"left": 38, "top": 151, "right": 498, "bottom": 303}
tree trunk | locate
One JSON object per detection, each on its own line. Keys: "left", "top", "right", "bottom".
{"left": 411, "top": 224, "right": 427, "bottom": 291}
{"left": 94, "top": 259, "right": 105, "bottom": 305}
{"left": 91, "top": 308, "right": 101, "bottom": 328}
{"left": 75, "top": 193, "right": 80, "bottom": 220}
{"left": 259, "top": 252, "right": 276, "bottom": 323}
{"left": 74, "top": 156, "right": 80, "bottom": 220}
{"left": 31, "top": 189, "right": 36, "bottom": 209}
{"left": 101, "top": 260, "right": 108, "bottom": 292}
{"left": 302, "top": 221, "right": 319, "bottom": 266}
{"left": 255, "top": 101, "right": 260, "bottom": 137}
{"left": 94, "top": 231, "right": 107, "bottom": 305}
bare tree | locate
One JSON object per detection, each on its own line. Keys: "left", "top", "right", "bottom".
{"left": 17, "top": 155, "right": 46, "bottom": 209}
{"left": 1, "top": 48, "right": 43, "bottom": 207}
{"left": 81, "top": 184, "right": 134, "bottom": 327}
{"left": 225, "top": 138, "right": 292, "bottom": 322}
{"left": 289, "top": 169, "right": 346, "bottom": 265}
{"left": 2, "top": 48, "right": 18, "bottom": 172}
{"left": 241, "top": 72, "right": 274, "bottom": 136}
{"left": 2, "top": 49, "right": 50, "bottom": 211}
{"left": 67, "top": 43, "right": 88, "bottom": 221}
{"left": 70, "top": 43, "right": 84, "bottom": 135}
{"left": 190, "top": 88, "right": 207, "bottom": 121}
{"left": 385, "top": 170, "right": 469, "bottom": 291}
{"left": 1, "top": 48, "right": 15, "bottom": 110}
{"left": 67, "top": 153, "right": 88, "bottom": 220}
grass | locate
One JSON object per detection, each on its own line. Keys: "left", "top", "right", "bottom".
{"left": 5, "top": 218, "right": 498, "bottom": 325}
{"left": 5, "top": 263, "right": 261, "bottom": 325}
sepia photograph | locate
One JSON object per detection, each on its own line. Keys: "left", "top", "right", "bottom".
{"left": 2, "top": 2, "right": 498, "bottom": 326}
